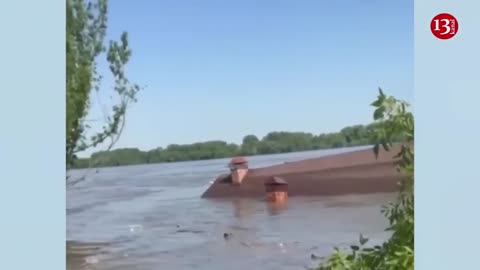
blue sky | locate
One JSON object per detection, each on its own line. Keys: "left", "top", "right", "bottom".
{"left": 81, "top": 0, "right": 413, "bottom": 157}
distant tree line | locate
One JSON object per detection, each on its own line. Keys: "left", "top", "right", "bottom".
{"left": 72, "top": 122, "right": 405, "bottom": 168}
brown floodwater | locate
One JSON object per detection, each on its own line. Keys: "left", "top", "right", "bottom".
{"left": 67, "top": 146, "right": 394, "bottom": 270}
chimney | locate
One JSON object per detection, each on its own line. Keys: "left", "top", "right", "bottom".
{"left": 229, "top": 157, "right": 249, "bottom": 185}
{"left": 264, "top": 176, "right": 288, "bottom": 203}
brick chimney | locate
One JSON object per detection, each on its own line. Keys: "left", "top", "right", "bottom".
{"left": 229, "top": 157, "right": 249, "bottom": 185}
{"left": 264, "top": 176, "right": 288, "bottom": 203}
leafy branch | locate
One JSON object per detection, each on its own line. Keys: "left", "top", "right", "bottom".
{"left": 66, "top": 0, "right": 140, "bottom": 181}
{"left": 317, "top": 88, "right": 414, "bottom": 270}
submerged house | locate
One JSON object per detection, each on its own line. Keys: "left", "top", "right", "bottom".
{"left": 201, "top": 146, "right": 403, "bottom": 199}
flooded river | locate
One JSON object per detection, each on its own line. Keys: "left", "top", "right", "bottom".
{"left": 67, "top": 146, "right": 394, "bottom": 270}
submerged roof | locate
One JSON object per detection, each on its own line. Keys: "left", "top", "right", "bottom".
{"left": 201, "top": 146, "right": 403, "bottom": 198}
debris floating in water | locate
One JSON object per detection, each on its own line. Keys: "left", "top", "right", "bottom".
{"left": 85, "top": 256, "right": 99, "bottom": 264}
{"left": 223, "top": 232, "right": 233, "bottom": 240}
{"left": 128, "top": 224, "right": 143, "bottom": 233}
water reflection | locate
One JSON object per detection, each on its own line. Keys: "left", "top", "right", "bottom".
{"left": 266, "top": 201, "right": 289, "bottom": 216}
{"left": 230, "top": 196, "right": 289, "bottom": 217}
{"left": 231, "top": 199, "right": 257, "bottom": 219}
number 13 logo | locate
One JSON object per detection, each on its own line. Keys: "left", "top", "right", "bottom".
{"left": 431, "top": 13, "right": 459, "bottom": 40}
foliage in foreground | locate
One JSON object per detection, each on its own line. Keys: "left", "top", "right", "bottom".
{"left": 317, "top": 89, "right": 414, "bottom": 270}
{"left": 66, "top": 0, "right": 140, "bottom": 171}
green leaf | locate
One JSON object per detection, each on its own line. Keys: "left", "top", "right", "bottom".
{"left": 381, "top": 141, "right": 390, "bottom": 151}
{"left": 370, "top": 98, "right": 383, "bottom": 107}
{"left": 359, "top": 234, "right": 369, "bottom": 245}
{"left": 378, "top": 87, "right": 385, "bottom": 97}
{"left": 373, "top": 107, "right": 386, "bottom": 120}
{"left": 373, "top": 144, "right": 379, "bottom": 159}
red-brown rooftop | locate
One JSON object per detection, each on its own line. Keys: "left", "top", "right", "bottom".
{"left": 201, "top": 146, "right": 405, "bottom": 198}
